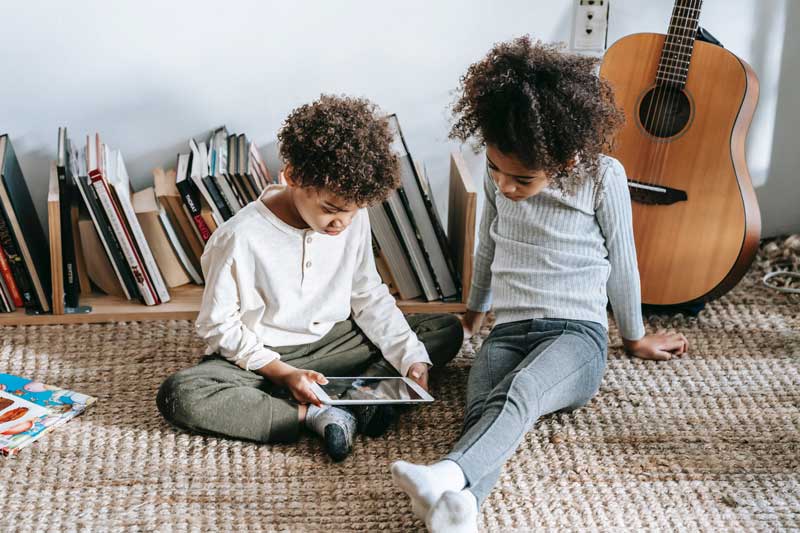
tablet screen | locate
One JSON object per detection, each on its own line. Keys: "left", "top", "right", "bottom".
{"left": 319, "top": 378, "right": 423, "bottom": 402}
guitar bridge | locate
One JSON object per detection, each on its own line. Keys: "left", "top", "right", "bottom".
{"left": 627, "top": 180, "right": 687, "bottom": 205}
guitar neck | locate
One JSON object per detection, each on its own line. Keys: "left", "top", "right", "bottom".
{"left": 656, "top": 0, "right": 703, "bottom": 88}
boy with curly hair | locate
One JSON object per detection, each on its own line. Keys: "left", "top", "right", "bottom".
{"left": 157, "top": 95, "right": 462, "bottom": 461}
{"left": 390, "top": 37, "right": 688, "bottom": 532}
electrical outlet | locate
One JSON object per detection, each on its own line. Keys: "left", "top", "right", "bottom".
{"left": 571, "top": 0, "right": 609, "bottom": 52}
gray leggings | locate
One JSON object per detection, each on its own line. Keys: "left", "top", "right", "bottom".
{"left": 445, "top": 318, "right": 607, "bottom": 504}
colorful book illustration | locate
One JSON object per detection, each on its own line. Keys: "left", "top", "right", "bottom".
{"left": 0, "top": 373, "right": 96, "bottom": 455}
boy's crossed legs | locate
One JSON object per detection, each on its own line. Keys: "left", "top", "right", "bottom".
{"left": 392, "top": 318, "right": 607, "bottom": 532}
{"left": 156, "top": 313, "right": 461, "bottom": 459}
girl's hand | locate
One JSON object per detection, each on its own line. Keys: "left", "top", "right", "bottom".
{"left": 623, "top": 330, "right": 689, "bottom": 361}
{"left": 407, "top": 362, "right": 430, "bottom": 391}
{"left": 460, "top": 310, "right": 486, "bottom": 339}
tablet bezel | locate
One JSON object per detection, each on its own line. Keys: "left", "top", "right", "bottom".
{"left": 310, "top": 377, "right": 434, "bottom": 405}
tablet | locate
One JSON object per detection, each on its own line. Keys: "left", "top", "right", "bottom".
{"left": 309, "top": 377, "right": 434, "bottom": 405}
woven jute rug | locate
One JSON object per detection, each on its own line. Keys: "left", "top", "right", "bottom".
{"left": 1, "top": 241, "right": 798, "bottom": 532}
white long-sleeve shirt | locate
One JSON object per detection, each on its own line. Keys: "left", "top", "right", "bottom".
{"left": 195, "top": 185, "right": 431, "bottom": 376}
{"left": 467, "top": 155, "right": 646, "bottom": 341}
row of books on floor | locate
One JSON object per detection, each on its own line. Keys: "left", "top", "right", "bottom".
{"left": 0, "top": 113, "right": 461, "bottom": 314}
{"left": 0, "top": 127, "right": 274, "bottom": 314}
{"left": 369, "top": 115, "right": 461, "bottom": 302}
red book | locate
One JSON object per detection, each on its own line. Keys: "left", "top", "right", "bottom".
{"left": 0, "top": 245, "right": 23, "bottom": 307}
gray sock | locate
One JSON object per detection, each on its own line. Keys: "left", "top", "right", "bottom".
{"left": 304, "top": 405, "right": 357, "bottom": 462}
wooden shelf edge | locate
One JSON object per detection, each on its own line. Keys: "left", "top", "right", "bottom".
{"left": 0, "top": 285, "right": 466, "bottom": 326}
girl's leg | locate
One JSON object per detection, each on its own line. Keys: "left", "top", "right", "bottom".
{"left": 446, "top": 320, "right": 607, "bottom": 502}
{"left": 391, "top": 320, "right": 548, "bottom": 517}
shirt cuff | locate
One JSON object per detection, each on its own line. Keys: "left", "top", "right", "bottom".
{"left": 398, "top": 350, "right": 433, "bottom": 378}
{"left": 235, "top": 347, "right": 281, "bottom": 372}
{"left": 620, "top": 321, "right": 646, "bottom": 342}
{"left": 466, "top": 285, "right": 492, "bottom": 313}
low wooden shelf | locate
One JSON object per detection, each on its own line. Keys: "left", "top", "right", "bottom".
{"left": 0, "top": 151, "right": 477, "bottom": 326}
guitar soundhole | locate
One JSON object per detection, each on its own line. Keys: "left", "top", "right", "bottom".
{"left": 638, "top": 87, "right": 691, "bottom": 138}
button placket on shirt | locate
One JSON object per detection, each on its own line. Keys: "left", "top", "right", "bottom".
{"left": 301, "top": 231, "right": 313, "bottom": 285}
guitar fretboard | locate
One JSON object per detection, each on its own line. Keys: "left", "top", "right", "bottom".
{"left": 656, "top": 0, "right": 703, "bottom": 88}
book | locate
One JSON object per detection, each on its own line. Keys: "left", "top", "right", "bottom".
{"left": 73, "top": 145, "right": 137, "bottom": 300}
{"left": 47, "top": 161, "right": 65, "bottom": 314}
{"left": 0, "top": 373, "right": 96, "bottom": 455}
{"left": 0, "top": 245, "right": 22, "bottom": 308}
{"left": 77, "top": 217, "right": 125, "bottom": 297}
{"left": 56, "top": 128, "right": 80, "bottom": 308}
{"left": 0, "top": 135, "right": 51, "bottom": 312}
{"left": 132, "top": 186, "right": 197, "bottom": 287}
{"left": 175, "top": 153, "right": 213, "bottom": 242}
{"left": 211, "top": 127, "right": 244, "bottom": 212}
{"left": 387, "top": 115, "right": 459, "bottom": 300}
{"left": 103, "top": 146, "right": 170, "bottom": 304}
{"left": 384, "top": 191, "right": 438, "bottom": 301}
{"left": 87, "top": 135, "right": 159, "bottom": 305}
{"left": 0, "top": 270, "right": 9, "bottom": 312}
{"left": 367, "top": 204, "right": 422, "bottom": 300}
{"left": 153, "top": 167, "right": 204, "bottom": 272}
{"left": 189, "top": 139, "right": 229, "bottom": 224}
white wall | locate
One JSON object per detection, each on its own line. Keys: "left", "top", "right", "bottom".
{"left": 1, "top": 0, "right": 794, "bottom": 237}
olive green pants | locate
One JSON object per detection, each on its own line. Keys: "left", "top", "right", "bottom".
{"left": 156, "top": 314, "right": 462, "bottom": 443}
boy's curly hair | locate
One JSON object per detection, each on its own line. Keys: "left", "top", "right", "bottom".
{"left": 278, "top": 94, "right": 399, "bottom": 206}
{"left": 450, "top": 36, "right": 624, "bottom": 194}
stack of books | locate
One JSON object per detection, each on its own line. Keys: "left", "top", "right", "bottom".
{"left": 42, "top": 126, "right": 274, "bottom": 313}
{"left": 0, "top": 135, "right": 52, "bottom": 314}
{"left": 369, "top": 115, "right": 461, "bottom": 302}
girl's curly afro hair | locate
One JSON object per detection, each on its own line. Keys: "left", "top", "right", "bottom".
{"left": 450, "top": 36, "right": 624, "bottom": 194}
{"left": 278, "top": 94, "right": 399, "bottom": 206}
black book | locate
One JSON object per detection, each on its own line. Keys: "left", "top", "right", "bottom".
{"left": 72, "top": 160, "right": 139, "bottom": 301}
{"left": 57, "top": 128, "right": 80, "bottom": 308}
{"left": 175, "top": 152, "right": 213, "bottom": 242}
{"left": 0, "top": 135, "right": 51, "bottom": 312}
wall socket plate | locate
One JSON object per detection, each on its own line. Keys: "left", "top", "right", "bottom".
{"left": 571, "top": 0, "right": 610, "bottom": 52}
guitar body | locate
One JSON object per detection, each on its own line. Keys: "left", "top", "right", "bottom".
{"left": 600, "top": 33, "right": 761, "bottom": 306}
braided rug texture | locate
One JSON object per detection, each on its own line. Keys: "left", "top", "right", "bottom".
{"left": 1, "top": 242, "right": 798, "bottom": 532}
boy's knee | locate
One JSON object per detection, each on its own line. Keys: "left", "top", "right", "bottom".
{"left": 156, "top": 371, "right": 199, "bottom": 428}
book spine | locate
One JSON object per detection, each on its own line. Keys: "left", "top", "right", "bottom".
{"left": 0, "top": 245, "right": 23, "bottom": 307}
{"left": 56, "top": 166, "right": 79, "bottom": 308}
{"left": 202, "top": 177, "right": 232, "bottom": 220}
{"left": 0, "top": 204, "right": 35, "bottom": 307}
{"left": 175, "top": 179, "right": 213, "bottom": 241}
{"left": 89, "top": 171, "right": 157, "bottom": 305}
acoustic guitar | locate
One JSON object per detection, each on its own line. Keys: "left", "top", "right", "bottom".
{"left": 599, "top": 0, "right": 760, "bottom": 306}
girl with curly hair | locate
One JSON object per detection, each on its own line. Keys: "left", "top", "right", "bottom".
{"left": 391, "top": 37, "right": 689, "bottom": 532}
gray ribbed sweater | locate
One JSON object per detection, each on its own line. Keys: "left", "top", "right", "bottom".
{"left": 467, "top": 155, "right": 646, "bottom": 341}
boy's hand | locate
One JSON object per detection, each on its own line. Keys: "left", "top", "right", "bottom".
{"left": 460, "top": 310, "right": 486, "bottom": 339}
{"left": 259, "top": 360, "right": 328, "bottom": 406}
{"left": 623, "top": 330, "right": 689, "bottom": 361}
{"left": 283, "top": 369, "right": 328, "bottom": 406}
{"left": 407, "top": 362, "right": 430, "bottom": 391}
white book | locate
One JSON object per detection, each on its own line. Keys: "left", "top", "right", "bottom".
{"left": 106, "top": 149, "right": 171, "bottom": 303}
{"left": 87, "top": 134, "right": 157, "bottom": 305}
{"left": 158, "top": 205, "right": 203, "bottom": 285}
{"left": 188, "top": 139, "right": 224, "bottom": 226}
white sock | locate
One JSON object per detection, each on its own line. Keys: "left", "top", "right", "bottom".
{"left": 426, "top": 490, "right": 478, "bottom": 533}
{"left": 391, "top": 460, "right": 466, "bottom": 519}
